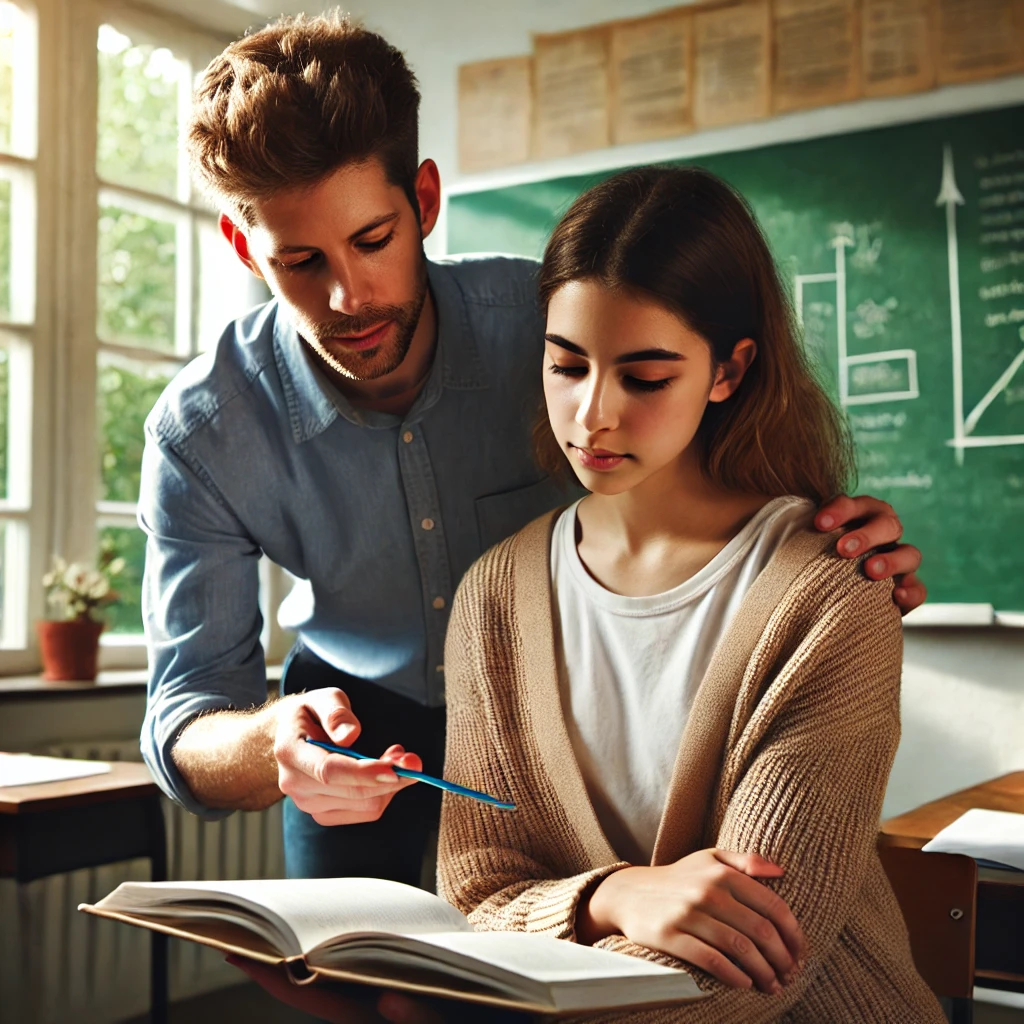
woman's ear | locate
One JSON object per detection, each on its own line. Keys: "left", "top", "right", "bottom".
{"left": 708, "top": 338, "right": 757, "bottom": 402}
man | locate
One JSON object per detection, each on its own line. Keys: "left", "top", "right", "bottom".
{"left": 140, "top": 12, "right": 923, "bottom": 893}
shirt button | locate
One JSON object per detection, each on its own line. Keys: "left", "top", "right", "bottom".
{"left": 421, "top": 517, "right": 435, "bottom": 531}
{"left": 435, "top": 664, "right": 444, "bottom": 674}
{"left": 402, "top": 430, "right": 414, "bottom": 443}
{"left": 432, "top": 596, "right": 445, "bottom": 610}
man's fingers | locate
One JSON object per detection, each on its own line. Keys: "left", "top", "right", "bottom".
{"left": 893, "top": 572, "right": 927, "bottom": 614}
{"left": 814, "top": 493, "right": 874, "bottom": 531}
{"left": 863, "top": 543, "right": 922, "bottom": 581}
{"left": 303, "top": 687, "right": 362, "bottom": 746}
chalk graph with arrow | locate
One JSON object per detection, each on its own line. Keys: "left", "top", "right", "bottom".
{"left": 938, "top": 144, "right": 1024, "bottom": 465}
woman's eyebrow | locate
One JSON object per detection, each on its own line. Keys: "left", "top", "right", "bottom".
{"left": 615, "top": 348, "right": 684, "bottom": 364}
{"left": 545, "top": 334, "right": 588, "bottom": 356}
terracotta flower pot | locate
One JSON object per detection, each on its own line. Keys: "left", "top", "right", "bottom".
{"left": 36, "top": 617, "right": 105, "bottom": 681}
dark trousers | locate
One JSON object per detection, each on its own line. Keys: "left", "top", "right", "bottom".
{"left": 281, "top": 643, "right": 446, "bottom": 886}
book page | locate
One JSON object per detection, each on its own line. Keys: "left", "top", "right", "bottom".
{"left": 773, "top": 0, "right": 861, "bottom": 114}
{"left": 458, "top": 57, "right": 532, "bottom": 174}
{"left": 94, "top": 877, "right": 470, "bottom": 957}
{"left": 935, "top": 0, "right": 1024, "bottom": 85}
{"left": 315, "top": 930, "right": 704, "bottom": 1012}
{"left": 693, "top": 0, "right": 771, "bottom": 129}
{"left": 610, "top": 10, "right": 693, "bottom": 145}
{"left": 532, "top": 28, "right": 610, "bottom": 160}
{"left": 862, "top": 0, "right": 935, "bottom": 98}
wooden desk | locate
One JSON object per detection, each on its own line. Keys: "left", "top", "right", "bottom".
{"left": 881, "top": 772, "right": 1024, "bottom": 996}
{"left": 0, "top": 761, "right": 168, "bottom": 1023}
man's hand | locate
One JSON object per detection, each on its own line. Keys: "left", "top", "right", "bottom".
{"left": 577, "top": 849, "right": 805, "bottom": 993}
{"left": 172, "top": 687, "right": 422, "bottom": 821}
{"left": 814, "top": 494, "right": 925, "bottom": 614}
{"left": 227, "top": 955, "right": 445, "bottom": 1023}
{"left": 274, "top": 687, "right": 422, "bottom": 826}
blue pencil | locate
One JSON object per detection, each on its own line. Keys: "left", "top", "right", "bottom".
{"left": 304, "top": 737, "right": 516, "bottom": 811}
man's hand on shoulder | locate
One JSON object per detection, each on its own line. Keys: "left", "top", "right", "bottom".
{"left": 814, "top": 494, "right": 925, "bottom": 614}
{"left": 273, "top": 687, "right": 421, "bottom": 825}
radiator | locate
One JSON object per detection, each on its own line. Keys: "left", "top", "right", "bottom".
{"left": 0, "top": 739, "right": 285, "bottom": 1024}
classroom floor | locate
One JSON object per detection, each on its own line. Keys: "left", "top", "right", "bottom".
{"left": 121, "top": 984, "right": 1024, "bottom": 1024}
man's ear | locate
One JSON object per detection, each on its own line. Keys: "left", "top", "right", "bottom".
{"left": 413, "top": 159, "right": 442, "bottom": 241}
{"left": 219, "top": 213, "right": 265, "bottom": 280}
{"left": 709, "top": 338, "right": 757, "bottom": 402}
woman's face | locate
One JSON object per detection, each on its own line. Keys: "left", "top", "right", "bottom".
{"left": 543, "top": 279, "right": 752, "bottom": 496}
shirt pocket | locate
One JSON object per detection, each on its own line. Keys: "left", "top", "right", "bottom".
{"left": 474, "top": 475, "right": 577, "bottom": 555}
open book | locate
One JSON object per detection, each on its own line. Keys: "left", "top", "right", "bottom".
{"left": 80, "top": 877, "right": 705, "bottom": 1014}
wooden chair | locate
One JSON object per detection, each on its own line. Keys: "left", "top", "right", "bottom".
{"left": 878, "top": 844, "right": 976, "bottom": 1024}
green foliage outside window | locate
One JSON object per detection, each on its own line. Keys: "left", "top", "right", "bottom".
{"left": 97, "top": 205, "right": 176, "bottom": 351}
{"left": 97, "top": 26, "right": 181, "bottom": 197}
{"left": 98, "top": 525, "right": 145, "bottom": 634}
{"left": 97, "top": 360, "right": 173, "bottom": 503}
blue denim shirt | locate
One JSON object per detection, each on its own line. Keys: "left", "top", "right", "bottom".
{"left": 139, "top": 256, "right": 572, "bottom": 816}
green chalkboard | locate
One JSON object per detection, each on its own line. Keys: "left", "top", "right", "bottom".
{"left": 448, "top": 103, "right": 1024, "bottom": 611}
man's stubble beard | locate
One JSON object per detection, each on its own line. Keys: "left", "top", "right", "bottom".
{"left": 301, "top": 259, "right": 429, "bottom": 383}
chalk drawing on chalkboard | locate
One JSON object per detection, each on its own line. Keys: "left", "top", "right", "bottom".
{"left": 940, "top": 144, "right": 1024, "bottom": 466}
{"left": 794, "top": 233, "right": 920, "bottom": 407}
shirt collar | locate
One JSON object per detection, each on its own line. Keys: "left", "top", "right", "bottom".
{"left": 273, "top": 259, "right": 489, "bottom": 444}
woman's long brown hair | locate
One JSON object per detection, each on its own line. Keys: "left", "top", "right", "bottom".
{"left": 534, "top": 166, "right": 854, "bottom": 504}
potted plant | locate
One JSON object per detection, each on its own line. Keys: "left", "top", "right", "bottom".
{"left": 36, "top": 553, "right": 124, "bottom": 681}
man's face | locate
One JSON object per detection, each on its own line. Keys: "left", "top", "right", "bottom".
{"left": 230, "top": 159, "right": 435, "bottom": 382}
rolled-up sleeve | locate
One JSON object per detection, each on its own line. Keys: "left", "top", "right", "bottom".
{"left": 138, "top": 421, "right": 267, "bottom": 819}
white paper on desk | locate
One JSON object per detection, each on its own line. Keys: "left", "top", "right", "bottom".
{"left": 922, "top": 808, "right": 1024, "bottom": 872}
{"left": 0, "top": 752, "right": 111, "bottom": 787}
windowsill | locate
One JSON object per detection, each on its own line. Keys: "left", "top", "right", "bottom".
{"left": 0, "top": 664, "right": 284, "bottom": 702}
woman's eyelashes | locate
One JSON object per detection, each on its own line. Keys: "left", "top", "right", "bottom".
{"left": 547, "top": 363, "right": 673, "bottom": 392}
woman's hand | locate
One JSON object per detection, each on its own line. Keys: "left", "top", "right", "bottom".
{"left": 577, "top": 849, "right": 805, "bottom": 993}
{"left": 227, "top": 955, "right": 446, "bottom": 1023}
{"left": 814, "top": 494, "right": 925, "bottom": 614}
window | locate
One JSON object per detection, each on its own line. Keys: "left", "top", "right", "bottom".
{"left": 92, "top": 19, "right": 261, "bottom": 649}
{"left": 0, "top": 0, "right": 35, "bottom": 659}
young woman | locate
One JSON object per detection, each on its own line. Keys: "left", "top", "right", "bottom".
{"left": 436, "top": 167, "right": 945, "bottom": 1023}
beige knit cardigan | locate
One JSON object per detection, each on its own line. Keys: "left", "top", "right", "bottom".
{"left": 437, "top": 510, "right": 945, "bottom": 1023}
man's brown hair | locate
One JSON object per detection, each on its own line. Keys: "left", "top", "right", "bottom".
{"left": 535, "top": 166, "right": 855, "bottom": 505}
{"left": 187, "top": 11, "right": 421, "bottom": 223}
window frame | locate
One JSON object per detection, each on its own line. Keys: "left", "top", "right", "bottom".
{"left": 8, "top": 0, "right": 290, "bottom": 676}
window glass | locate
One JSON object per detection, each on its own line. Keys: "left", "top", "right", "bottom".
{"left": 97, "top": 354, "right": 175, "bottom": 503}
{"left": 96, "top": 24, "right": 184, "bottom": 198}
{"left": 98, "top": 524, "right": 145, "bottom": 634}
{"left": 97, "top": 203, "right": 177, "bottom": 351}
{"left": 0, "top": 4, "right": 15, "bottom": 152}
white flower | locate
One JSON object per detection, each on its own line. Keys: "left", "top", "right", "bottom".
{"left": 107, "top": 557, "right": 126, "bottom": 576}
{"left": 88, "top": 576, "right": 110, "bottom": 600}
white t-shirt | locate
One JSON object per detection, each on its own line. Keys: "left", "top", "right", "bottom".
{"left": 550, "top": 495, "right": 814, "bottom": 864}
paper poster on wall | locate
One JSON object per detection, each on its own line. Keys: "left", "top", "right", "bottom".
{"left": 935, "top": 0, "right": 1024, "bottom": 85}
{"left": 609, "top": 10, "right": 693, "bottom": 145}
{"left": 458, "top": 57, "right": 533, "bottom": 173}
{"left": 773, "top": 0, "right": 861, "bottom": 114}
{"left": 861, "top": 0, "right": 935, "bottom": 98}
{"left": 693, "top": 0, "right": 771, "bottom": 129}
{"left": 532, "top": 28, "right": 611, "bottom": 160}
